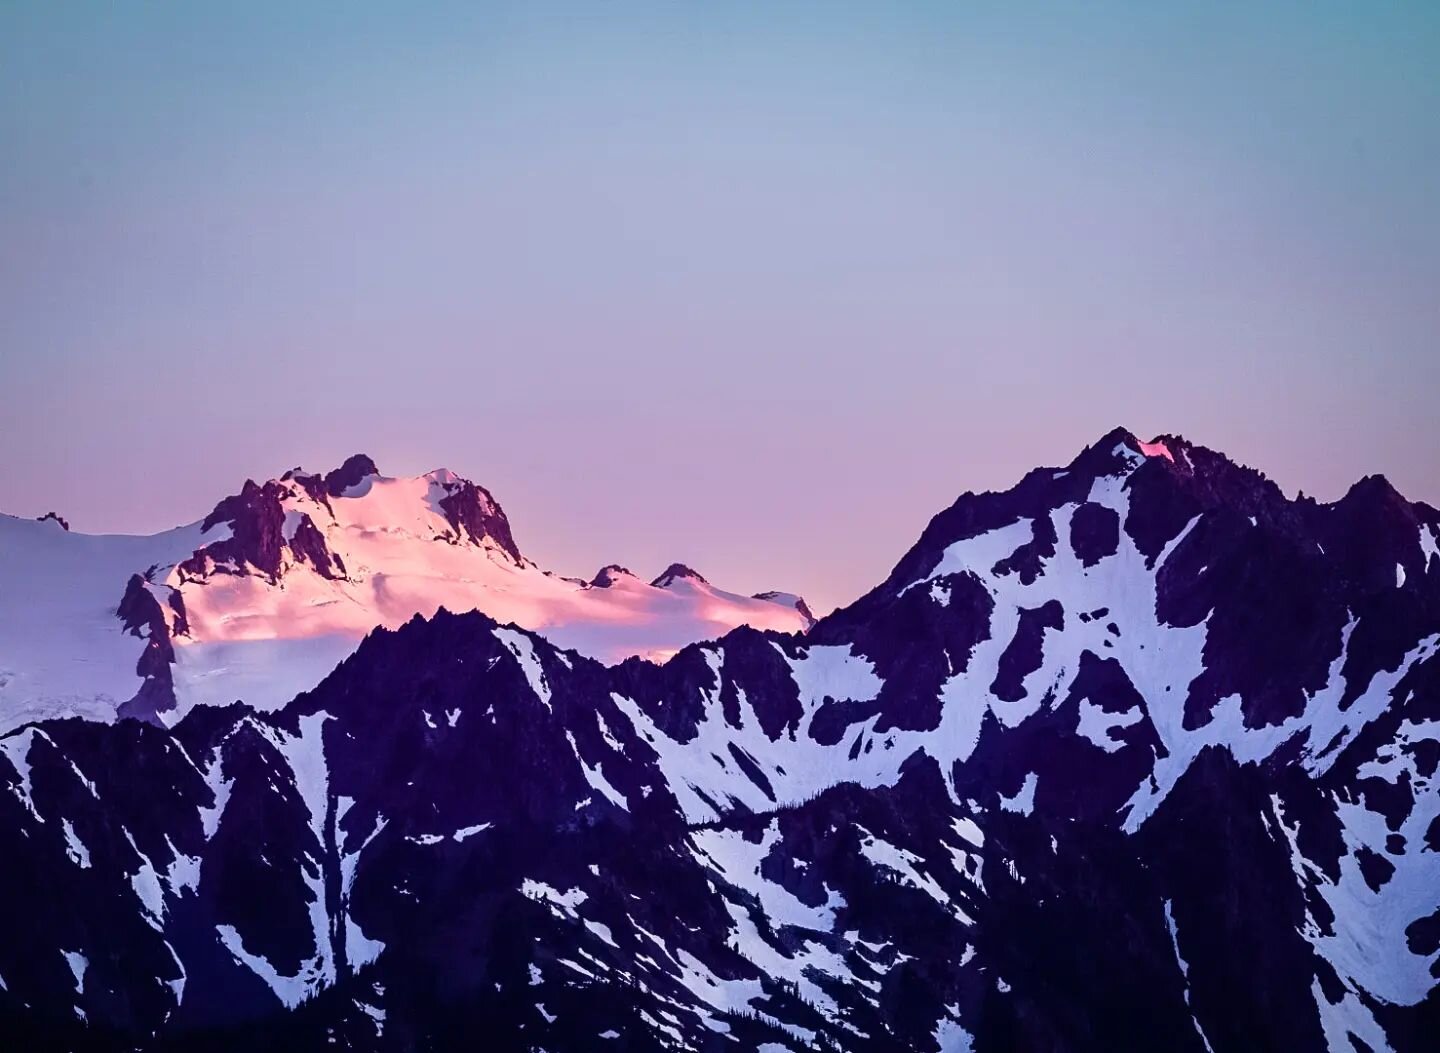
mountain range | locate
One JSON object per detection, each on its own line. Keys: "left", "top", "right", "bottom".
{"left": 0, "top": 454, "right": 812, "bottom": 733}
{"left": 1, "top": 427, "right": 1438, "bottom": 1052}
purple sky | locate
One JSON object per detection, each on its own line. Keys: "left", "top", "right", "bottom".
{"left": 2, "top": 3, "right": 1438, "bottom": 614}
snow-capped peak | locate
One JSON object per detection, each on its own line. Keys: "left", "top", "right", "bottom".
{"left": 424, "top": 467, "right": 461, "bottom": 485}
{"left": 0, "top": 457, "right": 813, "bottom": 730}
{"left": 649, "top": 563, "right": 707, "bottom": 588}
{"left": 589, "top": 565, "right": 637, "bottom": 588}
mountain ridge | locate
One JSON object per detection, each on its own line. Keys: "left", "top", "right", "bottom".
{"left": 1, "top": 427, "right": 1438, "bottom": 1051}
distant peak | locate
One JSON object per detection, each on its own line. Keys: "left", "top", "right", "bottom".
{"left": 36, "top": 511, "right": 70, "bottom": 531}
{"left": 590, "top": 565, "right": 636, "bottom": 588}
{"left": 1067, "top": 427, "right": 1197, "bottom": 476}
{"left": 651, "top": 563, "right": 707, "bottom": 588}
{"left": 1092, "top": 425, "right": 1140, "bottom": 450}
{"left": 1095, "top": 427, "right": 1189, "bottom": 457}
{"left": 1339, "top": 473, "right": 1410, "bottom": 513}
{"left": 324, "top": 454, "right": 379, "bottom": 497}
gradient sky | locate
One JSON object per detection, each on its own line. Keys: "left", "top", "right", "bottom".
{"left": 2, "top": 2, "right": 1438, "bottom": 614}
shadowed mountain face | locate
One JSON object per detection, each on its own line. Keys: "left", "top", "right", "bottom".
{"left": 2, "top": 428, "right": 1439, "bottom": 1052}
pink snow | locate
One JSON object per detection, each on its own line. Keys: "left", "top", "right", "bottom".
{"left": 0, "top": 468, "right": 813, "bottom": 728}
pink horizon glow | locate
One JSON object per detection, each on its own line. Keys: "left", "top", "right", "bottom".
{"left": 2, "top": 5, "right": 1437, "bottom": 615}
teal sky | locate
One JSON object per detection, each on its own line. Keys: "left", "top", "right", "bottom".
{"left": 2, "top": 2, "right": 1438, "bottom": 613}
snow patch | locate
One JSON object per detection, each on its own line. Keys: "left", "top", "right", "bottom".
{"left": 1000, "top": 773, "right": 1037, "bottom": 816}
{"left": 494, "top": 628, "right": 552, "bottom": 711}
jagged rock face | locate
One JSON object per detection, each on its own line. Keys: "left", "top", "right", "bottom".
{"left": 188, "top": 479, "right": 291, "bottom": 581}
{"left": 436, "top": 478, "right": 523, "bottom": 561}
{"left": 2, "top": 429, "right": 1439, "bottom": 1051}
{"left": 113, "top": 574, "right": 184, "bottom": 723}
{"left": 285, "top": 513, "right": 346, "bottom": 579}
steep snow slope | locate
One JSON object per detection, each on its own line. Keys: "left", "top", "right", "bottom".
{"left": 0, "top": 515, "right": 205, "bottom": 726}
{"left": 0, "top": 457, "right": 811, "bottom": 731}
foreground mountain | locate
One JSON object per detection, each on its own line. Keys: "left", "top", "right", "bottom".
{"left": 0, "top": 456, "right": 812, "bottom": 732}
{"left": 2, "top": 428, "right": 1438, "bottom": 1051}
